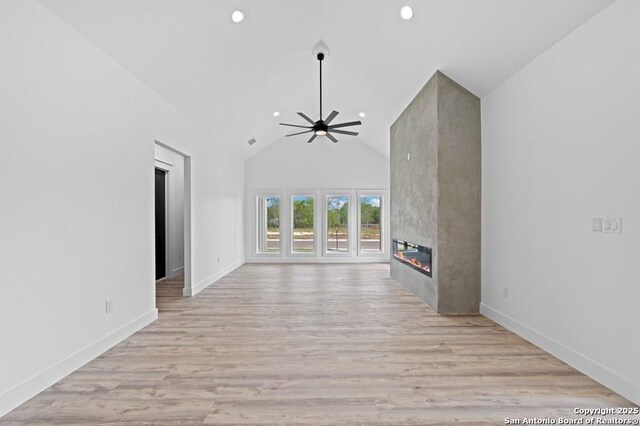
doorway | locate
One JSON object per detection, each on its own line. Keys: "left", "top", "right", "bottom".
{"left": 154, "top": 168, "right": 167, "bottom": 280}
{"left": 154, "top": 140, "right": 192, "bottom": 304}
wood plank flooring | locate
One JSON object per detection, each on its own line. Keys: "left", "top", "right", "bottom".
{"left": 1, "top": 264, "right": 635, "bottom": 425}
{"left": 156, "top": 274, "right": 185, "bottom": 299}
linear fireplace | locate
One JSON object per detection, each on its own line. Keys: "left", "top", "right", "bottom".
{"left": 392, "top": 239, "right": 432, "bottom": 277}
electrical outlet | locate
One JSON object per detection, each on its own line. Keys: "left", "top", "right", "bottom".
{"left": 105, "top": 300, "right": 113, "bottom": 314}
{"left": 217, "top": 256, "right": 220, "bottom": 263}
{"left": 407, "top": 153, "right": 411, "bottom": 161}
{"left": 502, "top": 287, "right": 509, "bottom": 299}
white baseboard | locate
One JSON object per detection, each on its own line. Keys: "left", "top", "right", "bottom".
{"left": 480, "top": 303, "right": 639, "bottom": 405}
{"left": 245, "top": 257, "right": 390, "bottom": 264}
{"left": 184, "top": 260, "right": 244, "bottom": 297}
{"left": 0, "top": 309, "right": 158, "bottom": 417}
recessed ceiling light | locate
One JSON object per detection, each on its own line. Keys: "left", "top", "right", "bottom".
{"left": 273, "top": 111, "right": 280, "bottom": 117}
{"left": 400, "top": 6, "right": 413, "bottom": 20}
{"left": 231, "top": 10, "right": 244, "bottom": 23}
{"left": 359, "top": 112, "right": 366, "bottom": 118}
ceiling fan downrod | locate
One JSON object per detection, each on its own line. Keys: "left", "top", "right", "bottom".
{"left": 318, "top": 52, "right": 324, "bottom": 121}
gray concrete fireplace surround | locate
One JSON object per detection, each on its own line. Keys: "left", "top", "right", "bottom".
{"left": 390, "top": 71, "right": 481, "bottom": 313}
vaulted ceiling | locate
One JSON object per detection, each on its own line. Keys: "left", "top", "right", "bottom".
{"left": 39, "top": 0, "right": 614, "bottom": 158}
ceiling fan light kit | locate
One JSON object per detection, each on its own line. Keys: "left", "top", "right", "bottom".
{"left": 279, "top": 49, "right": 362, "bottom": 143}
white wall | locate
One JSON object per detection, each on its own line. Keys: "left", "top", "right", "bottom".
{"left": 481, "top": 0, "right": 639, "bottom": 405}
{"left": 245, "top": 137, "right": 390, "bottom": 262}
{"left": 155, "top": 145, "right": 185, "bottom": 278}
{"left": 0, "top": 0, "right": 244, "bottom": 416}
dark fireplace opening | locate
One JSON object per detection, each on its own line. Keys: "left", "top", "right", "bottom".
{"left": 392, "top": 239, "right": 432, "bottom": 277}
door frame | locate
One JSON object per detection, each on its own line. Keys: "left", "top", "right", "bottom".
{"left": 154, "top": 140, "right": 192, "bottom": 297}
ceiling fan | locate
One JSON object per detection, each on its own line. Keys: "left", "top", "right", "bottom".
{"left": 279, "top": 52, "right": 362, "bottom": 143}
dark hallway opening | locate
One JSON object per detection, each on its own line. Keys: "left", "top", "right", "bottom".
{"left": 154, "top": 168, "right": 166, "bottom": 280}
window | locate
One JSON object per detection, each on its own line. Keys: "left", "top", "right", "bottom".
{"left": 326, "top": 195, "right": 349, "bottom": 253}
{"left": 360, "top": 195, "right": 383, "bottom": 253}
{"left": 256, "top": 195, "right": 280, "bottom": 253}
{"left": 291, "top": 195, "right": 314, "bottom": 254}
{"left": 253, "top": 190, "right": 385, "bottom": 259}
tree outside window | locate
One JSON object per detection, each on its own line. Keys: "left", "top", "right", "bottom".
{"left": 327, "top": 196, "right": 349, "bottom": 252}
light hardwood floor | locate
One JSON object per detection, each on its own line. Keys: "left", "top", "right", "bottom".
{"left": 1, "top": 264, "right": 634, "bottom": 425}
{"left": 156, "top": 274, "right": 185, "bottom": 299}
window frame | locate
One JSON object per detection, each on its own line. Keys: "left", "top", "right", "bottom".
{"left": 322, "top": 190, "right": 353, "bottom": 256}
{"left": 255, "top": 193, "right": 283, "bottom": 256}
{"left": 290, "top": 193, "right": 317, "bottom": 256}
{"left": 356, "top": 191, "right": 385, "bottom": 256}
